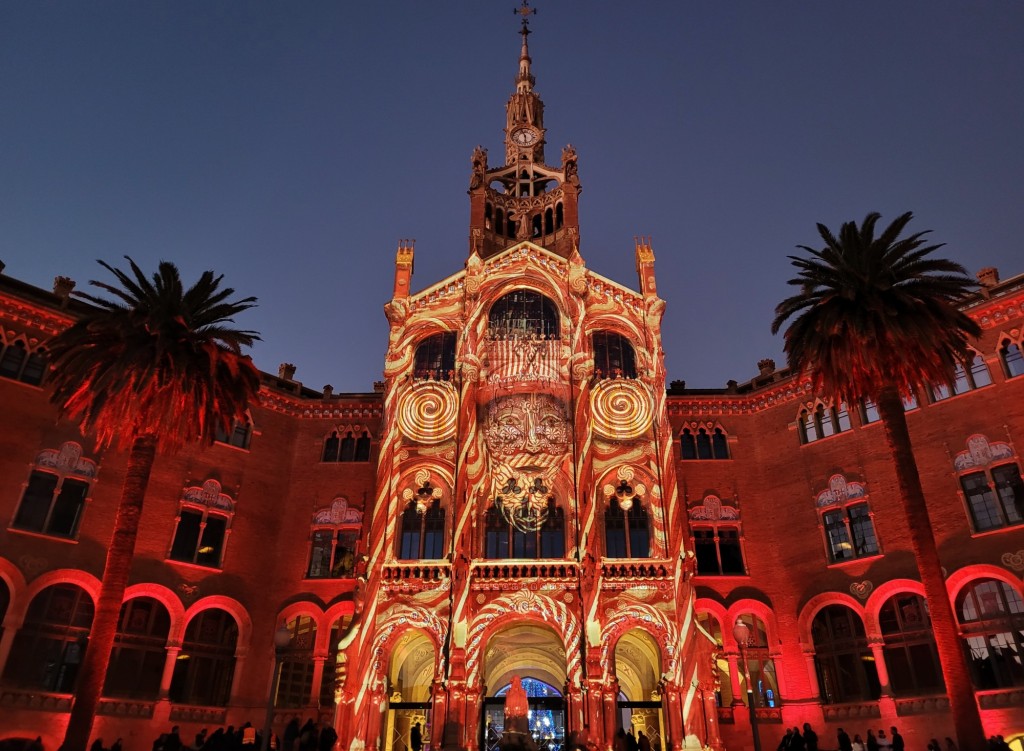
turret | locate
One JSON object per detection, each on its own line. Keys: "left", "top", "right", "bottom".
{"left": 392, "top": 239, "right": 414, "bottom": 299}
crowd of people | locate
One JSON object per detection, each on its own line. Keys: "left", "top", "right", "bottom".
{"left": 779, "top": 725, "right": 1016, "bottom": 751}
{"left": 87, "top": 718, "right": 337, "bottom": 751}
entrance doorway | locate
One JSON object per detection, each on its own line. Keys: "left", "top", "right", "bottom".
{"left": 482, "top": 680, "right": 565, "bottom": 751}
{"left": 615, "top": 630, "right": 665, "bottom": 751}
{"left": 383, "top": 631, "right": 436, "bottom": 751}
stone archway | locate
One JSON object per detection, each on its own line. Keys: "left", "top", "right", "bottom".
{"left": 384, "top": 631, "right": 436, "bottom": 751}
{"left": 614, "top": 629, "right": 664, "bottom": 751}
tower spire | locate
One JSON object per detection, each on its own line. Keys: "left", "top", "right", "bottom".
{"left": 514, "top": 0, "right": 536, "bottom": 93}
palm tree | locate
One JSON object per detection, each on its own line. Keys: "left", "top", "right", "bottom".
{"left": 46, "top": 258, "right": 261, "bottom": 751}
{"left": 771, "top": 212, "right": 986, "bottom": 750}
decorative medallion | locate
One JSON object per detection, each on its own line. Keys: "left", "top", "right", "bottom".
{"left": 19, "top": 554, "right": 47, "bottom": 577}
{"left": 849, "top": 580, "right": 873, "bottom": 600}
{"left": 397, "top": 380, "right": 458, "bottom": 443}
{"left": 591, "top": 379, "right": 653, "bottom": 441}
{"left": 603, "top": 466, "right": 646, "bottom": 511}
{"left": 177, "top": 582, "right": 200, "bottom": 602}
{"left": 1001, "top": 550, "right": 1024, "bottom": 572}
{"left": 563, "top": 592, "right": 574, "bottom": 604}
{"left": 402, "top": 470, "right": 443, "bottom": 513}
{"left": 476, "top": 593, "right": 487, "bottom": 604}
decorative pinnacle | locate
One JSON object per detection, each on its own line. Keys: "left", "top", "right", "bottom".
{"left": 514, "top": 0, "right": 536, "bottom": 92}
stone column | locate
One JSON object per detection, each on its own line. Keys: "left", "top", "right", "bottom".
{"left": 159, "top": 644, "right": 182, "bottom": 699}
{"left": 801, "top": 649, "right": 821, "bottom": 702}
{"left": 726, "top": 653, "right": 744, "bottom": 706}
{"left": 310, "top": 655, "right": 327, "bottom": 708}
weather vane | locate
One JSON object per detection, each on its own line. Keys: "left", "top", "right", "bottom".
{"left": 514, "top": 0, "right": 536, "bottom": 34}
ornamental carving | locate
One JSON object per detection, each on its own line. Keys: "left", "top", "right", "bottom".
{"left": 34, "top": 442, "right": 97, "bottom": 478}
{"left": 815, "top": 474, "right": 867, "bottom": 508}
{"left": 688, "top": 495, "right": 738, "bottom": 522}
{"left": 953, "top": 433, "right": 1014, "bottom": 471}
{"left": 182, "top": 479, "right": 234, "bottom": 512}
{"left": 312, "top": 497, "right": 363, "bottom": 526}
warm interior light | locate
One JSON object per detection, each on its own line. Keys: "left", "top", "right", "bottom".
{"left": 176, "top": 654, "right": 191, "bottom": 660}
{"left": 197, "top": 546, "right": 215, "bottom": 554}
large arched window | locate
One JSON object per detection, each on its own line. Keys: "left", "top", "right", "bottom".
{"left": 605, "top": 499, "right": 650, "bottom": 558}
{"left": 1001, "top": 339, "right": 1024, "bottom": 379}
{"left": 399, "top": 499, "right": 446, "bottom": 560}
{"left": 488, "top": 290, "right": 559, "bottom": 340}
{"left": 733, "top": 614, "right": 780, "bottom": 708}
{"left": 2, "top": 584, "right": 94, "bottom": 692}
{"left": 680, "top": 427, "right": 730, "bottom": 460}
{"left": 878, "top": 593, "right": 943, "bottom": 695}
{"left": 798, "top": 403, "right": 851, "bottom": 444}
{"left": 484, "top": 500, "right": 565, "bottom": 559}
{"left": 103, "top": 597, "right": 171, "bottom": 699}
{"left": 276, "top": 615, "right": 317, "bottom": 708}
{"left": 812, "top": 605, "right": 880, "bottom": 704}
{"left": 0, "top": 340, "right": 48, "bottom": 385}
{"left": 592, "top": 331, "right": 637, "bottom": 379}
{"left": 414, "top": 332, "right": 457, "bottom": 381}
{"left": 957, "top": 579, "right": 1024, "bottom": 689}
{"left": 169, "top": 608, "right": 238, "bottom": 706}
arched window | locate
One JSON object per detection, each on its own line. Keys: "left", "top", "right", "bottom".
{"left": 12, "top": 442, "right": 95, "bottom": 539}
{"left": 1001, "top": 340, "right": 1024, "bottom": 379}
{"left": 484, "top": 501, "right": 565, "bottom": 560}
{"left": 276, "top": 615, "right": 317, "bottom": 708}
{"left": 496, "top": 208, "right": 505, "bottom": 235}
{"left": 340, "top": 431, "right": 356, "bottom": 462}
{"left": 399, "top": 500, "right": 446, "bottom": 560}
{"left": 605, "top": 499, "right": 649, "bottom": 559}
{"left": 960, "top": 462, "right": 1024, "bottom": 532}
{"left": 544, "top": 208, "right": 554, "bottom": 234}
{"left": 322, "top": 431, "right": 341, "bottom": 462}
{"left": 168, "top": 480, "right": 234, "bottom": 569}
{"left": 733, "top": 614, "right": 779, "bottom": 708}
{"left": 355, "top": 431, "right": 372, "bottom": 462}
{"left": 0, "top": 340, "right": 45, "bottom": 384}
{"left": 957, "top": 579, "right": 1024, "bottom": 689}
{"left": 320, "top": 613, "right": 354, "bottom": 708}
{"left": 799, "top": 403, "right": 851, "bottom": 444}
{"left": 414, "top": 332, "right": 457, "bottom": 381}
{"left": 307, "top": 505, "right": 361, "bottom": 580}
{"left": 822, "top": 503, "right": 879, "bottom": 562}
{"left": 169, "top": 608, "right": 238, "bottom": 706}
{"left": 680, "top": 427, "right": 729, "bottom": 460}
{"left": 555, "top": 203, "right": 564, "bottom": 229}
{"left": 695, "top": 613, "right": 732, "bottom": 706}
{"left": 485, "top": 203, "right": 494, "bottom": 230}
{"left": 592, "top": 331, "right": 637, "bottom": 379}
{"left": 878, "top": 593, "right": 943, "bottom": 695}
{"left": 811, "top": 605, "right": 880, "bottom": 704}
{"left": 932, "top": 353, "right": 992, "bottom": 400}
{"left": 488, "top": 290, "right": 559, "bottom": 340}
{"left": 103, "top": 597, "right": 171, "bottom": 699}
{"left": 2, "top": 584, "right": 93, "bottom": 692}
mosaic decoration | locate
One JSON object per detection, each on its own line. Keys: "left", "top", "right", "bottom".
{"left": 396, "top": 379, "right": 458, "bottom": 444}
{"left": 816, "top": 474, "right": 867, "bottom": 508}
{"left": 34, "top": 441, "right": 97, "bottom": 478}
{"left": 953, "top": 433, "right": 1014, "bottom": 471}
{"left": 849, "top": 580, "right": 874, "bottom": 600}
{"left": 688, "top": 495, "right": 738, "bottom": 521}
{"left": 312, "top": 497, "right": 363, "bottom": 525}
{"left": 182, "top": 479, "right": 234, "bottom": 512}
{"left": 591, "top": 378, "right": 653, "bottom": 441}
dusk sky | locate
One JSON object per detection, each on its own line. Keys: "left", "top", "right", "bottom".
{"left": 3, "top": 2, "right": 1022, "bottom": 393}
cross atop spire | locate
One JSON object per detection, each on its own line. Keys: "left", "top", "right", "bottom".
{"left": 513, "top": 0, "right": 536, "bottom": 93}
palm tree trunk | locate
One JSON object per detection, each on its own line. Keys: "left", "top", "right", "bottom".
{"left": 875, "top": 387, "right": 986, "bottom": 751}
{"left": 61, "top": 433, "right": 158, "bottom": 751}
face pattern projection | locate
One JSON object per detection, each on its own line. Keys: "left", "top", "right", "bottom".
{"left": 483, "top": 393, "right": 570, "bottom": 531}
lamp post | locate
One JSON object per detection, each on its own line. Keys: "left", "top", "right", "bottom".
{"left": 261, "top": 623, "right": 293, "bottom": 751}
{"left": 732, "top": 620, "right": 761, "bottom": 751}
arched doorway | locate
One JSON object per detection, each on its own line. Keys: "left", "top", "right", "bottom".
{"left": 384, "top": 631, "right": 436, "bottom": 751}
{"left": 615, "top": 629, "right": 664, "bottom": 751}
{"left": 482, "top": 624, "right": 567, "bottom": 751}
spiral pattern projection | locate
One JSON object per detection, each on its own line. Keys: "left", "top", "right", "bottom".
{"left": 397, "top": 380, "right": 458, "bottom": 443}
{"left": 590, "top": 379, "right": 653, "bottom": 440}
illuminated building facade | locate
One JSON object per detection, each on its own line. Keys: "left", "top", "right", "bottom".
{"left": 1, "top": 9, "right": 1024, "bottom": 751}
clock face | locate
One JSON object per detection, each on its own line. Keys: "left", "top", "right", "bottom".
{"left": 510, "top": 127, "right": 537, "bottom": 146}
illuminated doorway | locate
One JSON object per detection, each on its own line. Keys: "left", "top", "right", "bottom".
{"left": 481, "top": 623, "right": 567, "bottom": 751}
{"left": 384, "top": 631, "right": 436, "bottom": 751}
{"left": 615, "top": 629, "right": 665, "bottom": 751}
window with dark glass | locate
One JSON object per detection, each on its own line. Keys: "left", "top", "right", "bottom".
{"left": 693, "top": 527, "right": 745, "bottom": 575}
{"left": 812, "top": 605, "right": 880, "bottom": 704}
{"left": 169, "top": 608, "right": 238, "bottom": 706}
{"left": 103, "top": 597, "right": 171, "bottom": 699}
{"left": 323, "top": 430, "right": 370, "bottom": 462}
{"left": 932, "top": 354, "right": 992, "bottom": 401}
{"left": 1, "top": 584, "right": 94, "bottom": 692}
{"left": 605, "top": 499, "right": 649, "bottom": 559}
{"left": 680, "top": 428, "right": 729, "bottom": 460}
{"left": 169, "top": 509, "right": 228, "bottom": 568}
{"left": 484, "top": 501, "right": 564, "bottom": 560}
{"left": 12, "top": 470, "right": 88, "bottom": 538}
{"left": 957, "top": 578, "right": 1024, "bottom": 689}
{"left": 0, "top": 340, "right": 45, "bottom": 385}
{"left": 215, "top": 419, "right": 252, "bottom": 449}
{"left": 276, "top": 616, "right": 316, "bottom": 708}
{"left": 823, "top": 503, "right": 879, "bottom": 562}
{"left": 399, "top": 500, "right": 446, "bottom": 560}
{"left": 488, "top": 290, "right": 559, "bottom": 339}
{"left": 799, "top": 404, "right": 851, "bottom": 444}
{"left": 879, "top": 593, "right": 944, "bottom": 695}
{"left": 1001, "top": 340, "right": 1024, "bottom": 379}
{"left": 961, "top": 464, "right": 1024, "bottom": 532}
{"left": 733, "top": 615, "right": 780, "bottom": 708}
{"left": 307, "top": 528, "right": 360, "bottom": 578}
{"left": 592, "top": 332, "right": 637, "bottom": 379}
{"left": 414, "top": 332, "right": 457, "bottom": 380}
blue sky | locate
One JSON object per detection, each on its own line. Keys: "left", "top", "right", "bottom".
{"left": 2, "top": 2, "right": 1022, "bottom": 392}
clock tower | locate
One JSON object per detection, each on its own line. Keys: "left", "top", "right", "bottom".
{"left": 468, "top": 1, "right": 582, "bottom": 260}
